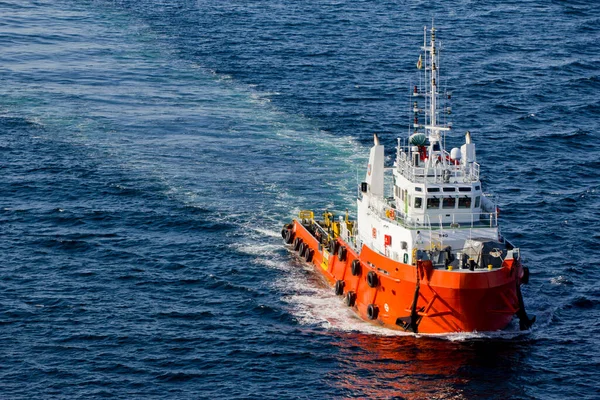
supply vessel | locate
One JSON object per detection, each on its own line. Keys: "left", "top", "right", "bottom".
{"left": 282, "top": 26, "right": 535, "bottom": 334}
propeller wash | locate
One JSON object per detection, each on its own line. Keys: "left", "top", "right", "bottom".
{"left": 282, "top": 26, "right": 535, "bottom": 334}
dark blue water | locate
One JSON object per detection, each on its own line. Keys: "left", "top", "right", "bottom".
{"left": 1, "top": 0, "right": 599, "bottom": 398}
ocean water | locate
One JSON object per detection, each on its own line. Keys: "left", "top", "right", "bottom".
{"left": 1, "top": 0, "right": 599, "bottom": 398}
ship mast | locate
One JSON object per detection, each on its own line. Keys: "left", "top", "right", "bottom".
{"left": 429, "top": 26, "right": 438, "bottom": 141}
{"left": 422, "top": 25, "right": 449, "bottom": 162}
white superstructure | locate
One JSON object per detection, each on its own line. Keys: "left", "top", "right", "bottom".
{"left": 354, "top": 26, "right": 500, "bottom": 266}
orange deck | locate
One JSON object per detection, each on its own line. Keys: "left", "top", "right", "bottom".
{"left": 287, "top": 220, "right": 526, "bottom": 334}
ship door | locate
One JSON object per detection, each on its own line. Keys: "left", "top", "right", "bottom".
{"left": 384, "top": 234, "right": 392, "bottom": 257}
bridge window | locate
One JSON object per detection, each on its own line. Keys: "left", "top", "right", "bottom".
{"left": 443, "top": 187, "right": 456, "bottom": 192}
{"left": 474, "top": 196, "right": 481, "bottom": 208}
{"left": 442, "top": 197, "right": 456, "bottom": 209}
{"left": 415, "top": 187, "right": 422, "bottom": 192}
{"left": 458, "top": 187, "right": 471, "bottom": 192}
{"left": 427, "top": 197, "right": 440, "bottom": 209}
{"left": 414, "top": 197, "right": 422, "bottom": 209}
{"left": 427, "top": 187, "right": 440, "bottom": 193}
{"left": 458, "top": 197, "right": 471, "bottom": 208}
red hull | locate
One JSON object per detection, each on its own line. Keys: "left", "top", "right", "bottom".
{"left": 289, "top": 220, "right": 525, "bottom": 334}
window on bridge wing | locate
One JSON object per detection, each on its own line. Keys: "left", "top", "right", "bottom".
{"left": 458, "top": 197, "right": 471, "bottom": 208}
{"left": 474, "top": 196, "right": 481, "bottom": 208}
{"left": 414, "top": 197, "right": 423, "bottom": 209}
{"left": 442, "top": 197, "right": 456, "bottom": 209}
{"left": 427, "top": 197, "right": 440, "bottom": 209}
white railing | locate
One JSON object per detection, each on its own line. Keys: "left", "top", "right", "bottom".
{"left": 368, "top": 196, "right": 498, "bottom": 230}
{"left": 395, "top": 148, "right": 480, "bottom": 183}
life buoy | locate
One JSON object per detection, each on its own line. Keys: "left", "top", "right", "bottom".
{"left": 367, "top": 304, "right": 379, "bottom": 320}
{"left": 345, "top": 291, "right": 356, "bottom": 307}
{"left": 335, "top": 280, "right": 345, "bottom": 296}
{"left": 389, "top": 209, "right": 395, "bottom": 219}
{"left": 367, "top": 271, "right": 379, "bottom": 288}
{"left": 372, "top": 228, "right": 377, "bottom": 238}
{"left": 338, "top": 246, "right": 347, "bottom": 262}
{"left": 351, "top": 259, "right": 361, "bottom": 276}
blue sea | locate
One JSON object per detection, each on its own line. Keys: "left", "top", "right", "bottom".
{"left": 1, "top": 0, "right": 599, "bottom": 398}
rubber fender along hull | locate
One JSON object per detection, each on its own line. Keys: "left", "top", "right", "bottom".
{"left": 287, "top": 219, "right": 530, "bottom": 334}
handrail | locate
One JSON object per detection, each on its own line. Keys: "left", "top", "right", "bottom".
{"left": 396, "top": 152, "right": 480, "bottom": 183}
{"left": 368, "top": 198, "right": 498, "bottom": 230}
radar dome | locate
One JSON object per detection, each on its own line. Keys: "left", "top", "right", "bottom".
{"left": 451, "top": 147, "right": 461, "bottom": 160}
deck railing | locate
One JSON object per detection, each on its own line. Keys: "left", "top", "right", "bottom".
{"left": 396, "top": 147, "right": 480, "bottom": 184}
{"left": 367, "top": 196, "right": 498, "bottom": 230}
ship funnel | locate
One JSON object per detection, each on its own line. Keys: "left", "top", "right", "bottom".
{"left": 365, "top": 134, "right": 384, "bottom": 197}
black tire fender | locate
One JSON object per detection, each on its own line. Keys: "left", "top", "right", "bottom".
{"left": 285, "top": 229, "right": 294, "bottom": 244}
{"left": 367, "top": 271, "right": 378, "bottom": 288}
{"left": 345, "top": 291, "right": 356, "bottom": 307}
{"left": 298, "top": 242, "right": 306, "bottom": 256}
{"left": 367, "top": 304, "right": 379, "bottom": 320}
{"left": 304, "top": 248, "right": 313, "bottom": 263}
{"left": 330, "top": 239, "right": 339, "bottom": 255}
{"left": 335, "top": 280, "right": 345, "bottom": 296}
{"left": 338, "top": 246, "right": 347, "bottom": 262}
{"left": 351, "top": 259, "right": 361, "bottom": 276}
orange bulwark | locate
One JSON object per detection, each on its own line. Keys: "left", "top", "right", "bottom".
{"left": 282, "top": 218, "right": 533, "bottom": 334}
